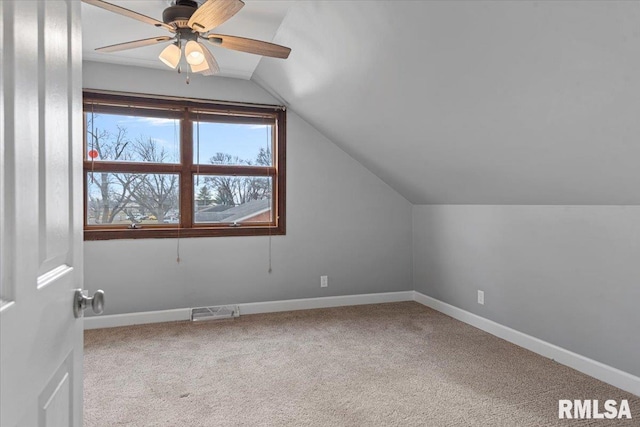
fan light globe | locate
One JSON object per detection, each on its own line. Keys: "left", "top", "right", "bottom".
{"left": 159, "top": 43, "right": 181, "bottom": 69}
{"left": 191, "top": 60, "right": 210, "bottom": 74}
{"left": 185, "top": 41, "right": 205, "bottom": 65}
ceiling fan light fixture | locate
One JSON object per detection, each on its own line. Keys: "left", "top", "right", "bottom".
{"left": 190, "top": 42, "right": 219, "bottom": 76}
{"left": 190, "top": 62, "right": 206, "bottom": 74}
{"left": 185, "top": 40, "right": 205, "bottom": 65}
{"left": 191, "top": 53, "right": 211, "bottom": 74}
{"left": 159, "top": 42, "right": 181, "bottom": 69}
{"left": 84, "top": 0, "right": 290, "bottom": 80}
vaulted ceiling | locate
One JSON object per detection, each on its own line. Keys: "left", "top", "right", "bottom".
{"left": 83, "top": 1, "right": 640, "bottom": 204}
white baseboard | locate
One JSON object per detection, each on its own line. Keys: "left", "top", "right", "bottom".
{"left": 238, "top": 291, "right": 414, "bottom": 315}
{"left": 83, "top": 291, "right": 414, "bottom": 330}
{"left": 412, "top": 291, "right": 640, "bottom": 397}
{"left": 83, "top": 308, "right": 191, "bottom": 330}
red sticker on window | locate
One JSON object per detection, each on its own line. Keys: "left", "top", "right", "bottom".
{"left": 88, "top": 149, "right": 98, "bottom": 159}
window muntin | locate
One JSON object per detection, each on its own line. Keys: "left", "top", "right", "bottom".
{"left": 83, "top": 91, "right": 285, "bottom": 240}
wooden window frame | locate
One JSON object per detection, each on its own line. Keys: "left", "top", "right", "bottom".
{"left": 83, "top": 90, "right": 286, "bottom": 240}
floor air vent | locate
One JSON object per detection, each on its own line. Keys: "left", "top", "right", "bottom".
{"left": 191, "top": 305, "right": 240, "bottom": 322}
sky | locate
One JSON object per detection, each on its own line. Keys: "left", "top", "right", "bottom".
{"left": 85, "top": 112, "right": 272, "bottom": 165}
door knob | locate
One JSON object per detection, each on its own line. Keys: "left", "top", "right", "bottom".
{"left": 73, "top": 289, "right": 105, "bottom": 318}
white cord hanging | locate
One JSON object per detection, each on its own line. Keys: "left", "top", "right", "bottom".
{"left": 174, "top": 115, "right": 181, "bottom": 263}
{"left": 266, "top": 123, "right": 273, "bottom": 273}
{"left": 196, "top": 112, "right": 200, "bottom": 186}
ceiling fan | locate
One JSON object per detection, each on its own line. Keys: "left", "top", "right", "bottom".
{"left": 83, "top": 0, "right": 291, "bottom": 77}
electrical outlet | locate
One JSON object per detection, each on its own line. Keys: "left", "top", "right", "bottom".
{"left": 477, "top": 290, "right": 484, "bottom": 305}
{"left": 320, "top": 275, "right": 328, "bottom": 288}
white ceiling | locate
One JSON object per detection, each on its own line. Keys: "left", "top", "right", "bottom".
{"left": 254, "top": 1, "right": 640, "bottom": 204}
{"left": 83, "top": 1, "right": 640, "bottom": 204}
{"left": 81, "top": 0, "right": 292, "bottom": 79}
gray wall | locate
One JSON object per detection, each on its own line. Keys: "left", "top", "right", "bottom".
{"left": 83, "top": 62, "right": 413, "bottom": 315}
{"left": 83, "top": 62, "right": 638, "bottom": 380}
{"left": 413, "top": 205, "right": 640, "bottom": 377}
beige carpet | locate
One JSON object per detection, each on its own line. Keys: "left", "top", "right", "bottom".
{"left": 84, "top": 302, "right": 639, "bottom": 426}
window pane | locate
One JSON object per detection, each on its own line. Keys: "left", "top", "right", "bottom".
{"left": 85, "top": 112, "right": 180, "bottom": 163}
{"left": 193, "top": 122, "right": 273, "bottom": 166}
{"left": 194, "top": 175, "right": 272, "bottom": 224}
{"left": 86, "top": 173, "right": 180, "bottom": 225}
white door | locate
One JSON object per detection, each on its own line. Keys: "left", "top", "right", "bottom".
{"left": 1, "top": 1, "right": 85, "bottom": 426}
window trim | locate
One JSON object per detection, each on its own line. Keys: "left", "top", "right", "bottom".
{"left": 83, "top": 90, "right": 286, "bottom": 240}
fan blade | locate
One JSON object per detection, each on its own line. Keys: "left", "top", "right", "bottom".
{"left": 188, "top": 0, "right": 244, "bottom": 33}
{"left": 96, "top": 36, "right": 173, "bottom": 53}
{"left": 191, "top": 43, "right": 220, "bottom": 76}
{"left": 207, "top": 34, "right": 291, "bottom": 59}
{"left": 82, "top": 0, "right": 174, "bottom": 32}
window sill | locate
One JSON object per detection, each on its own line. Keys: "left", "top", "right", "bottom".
{"left": 84, "top": 225, "right": 285, "bottom": 241}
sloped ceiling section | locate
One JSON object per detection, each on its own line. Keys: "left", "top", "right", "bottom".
{"left": 254, "top": 1, "right": 640, "bottom": 204}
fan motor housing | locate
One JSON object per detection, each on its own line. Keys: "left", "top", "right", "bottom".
{"left": 163, "top": 3, "right": 197, "bottom": 26}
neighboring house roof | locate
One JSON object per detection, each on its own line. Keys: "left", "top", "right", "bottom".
{"left": 195, "top": 198, "right": 271, "bottom": 223}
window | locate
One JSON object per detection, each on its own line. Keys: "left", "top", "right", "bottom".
{"left": 83, "top": 91, "right": 286, "bottom": 240}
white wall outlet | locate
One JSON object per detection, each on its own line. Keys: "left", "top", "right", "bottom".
{"left": 320, "top": 275, "right": 328, "bottom": 288}
{"left": 477, "top": 290, "right": 484, "bottom": 305}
